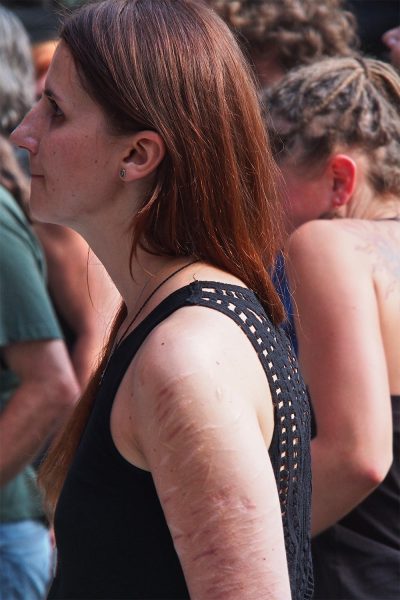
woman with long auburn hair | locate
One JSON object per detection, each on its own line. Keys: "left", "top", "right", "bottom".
{"left": 11, "top": 1, "right": 313, "bottom": 598}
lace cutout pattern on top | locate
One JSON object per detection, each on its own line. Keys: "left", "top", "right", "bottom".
{"left": 187, "top": 282, "right": 313, "bottom": 600}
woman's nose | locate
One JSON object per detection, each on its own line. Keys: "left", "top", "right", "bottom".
{"left": 10, "top": 108, "right": 40, "bottom": 155}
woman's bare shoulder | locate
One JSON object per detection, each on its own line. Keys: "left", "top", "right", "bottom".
{"left": 289, "top": 217, "right": 400, "bottom": 248}
{"left": 130, "top": 303, "right": 273, "bottom": 436}
{"left": 132, "top": 304, "right": 265, "bottom": 393}
{"left": 287, "top": 218, "right": 361, "bottom": 254}
{"left": 335, "top": 219, "right": 400, "bottom": 278}
{"left": 286, "top": 219, "right": 366, "bottom": 278}
{"left": 286, "top": 217, "right": 400, "bottom": 274}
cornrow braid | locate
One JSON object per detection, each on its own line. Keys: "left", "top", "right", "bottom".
{"left": 262, "top": 57, "right": 400, "bottom": 197}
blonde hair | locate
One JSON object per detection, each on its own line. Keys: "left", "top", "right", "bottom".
{"left": 263, "top": 57, "right": 400, "bottom": 197}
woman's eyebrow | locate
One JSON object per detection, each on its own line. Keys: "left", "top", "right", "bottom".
{"left": 44, "top": 87, "right": 62, "bottom": 102}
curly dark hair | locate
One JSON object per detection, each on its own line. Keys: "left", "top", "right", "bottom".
{"left": 207, "top": 0, "right": 359, "bottom": 71}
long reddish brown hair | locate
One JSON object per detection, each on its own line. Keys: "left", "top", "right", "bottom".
{"left": 39, "top": 0, "right": 284, "bottom": 510}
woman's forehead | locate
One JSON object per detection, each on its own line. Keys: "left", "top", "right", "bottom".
{"left": 45, "top": 43, "right": 93, "bottom": 108}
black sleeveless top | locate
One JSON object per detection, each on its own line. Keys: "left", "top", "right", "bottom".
{"left": 48, "top": 281, "right": 313, "bottom": 600}
{"left": 312, "top": 395, "right": 400, "bottom": 600}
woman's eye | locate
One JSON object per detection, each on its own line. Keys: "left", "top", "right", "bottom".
{"left": 48, "top": 97, "right": 64, "bottom": 118}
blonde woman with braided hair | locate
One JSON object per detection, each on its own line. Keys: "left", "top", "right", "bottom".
{"left": 264, "top": 57, "right": 400, "bottom": 599}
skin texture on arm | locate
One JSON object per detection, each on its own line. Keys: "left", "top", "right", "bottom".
{"left": 125, "top": 307, "right": 291, "bottom": 600}
{"left": 34, "top": 223, "right": 120, "bottom": 388}
{"left": 0, "top": 338, "right": 79, "bottom": 485}
{"left": 286, "top": 220, "right": 393, "bottom": 536}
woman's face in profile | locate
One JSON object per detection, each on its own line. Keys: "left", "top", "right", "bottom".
{"left": 11, "top": 42, "right": 121, "bottom": 227}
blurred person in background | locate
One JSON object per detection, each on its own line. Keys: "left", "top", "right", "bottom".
{"left": 347, "top": 0, "right": 399, "bottom": 62}
{"left": 383, "top": 25, "right": 400, "bottom": 69}
{"left": 2, "top": 0, "right": 61, "bottom": 100}
{"left": 3, "top": 0, "right": 121, "bottom": 389}
{"left": 265, "top": 56, "right": 400, "bottom": 599}
{"left": 0, "top": 8, "right": 79, "bottom": 599}
{"left": 206, "top": 0, "right": 359, "bottom": 86}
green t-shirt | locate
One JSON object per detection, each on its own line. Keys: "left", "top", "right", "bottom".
{"left": 0, "top": 185, "right": 62, "bottom": 522}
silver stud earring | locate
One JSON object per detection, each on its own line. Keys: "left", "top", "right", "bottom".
{"left": 119, "top": 168, "right": 126, "bottom": 179}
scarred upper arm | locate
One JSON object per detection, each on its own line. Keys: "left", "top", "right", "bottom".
{"left": 130, "top": 310, "right": 291, "bottom": 599}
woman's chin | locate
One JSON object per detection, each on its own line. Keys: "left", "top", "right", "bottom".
{"left": 29, "top": 200, "right": 57, "bottom": 225}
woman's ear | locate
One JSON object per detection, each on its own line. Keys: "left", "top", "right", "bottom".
{"left": 119, "top": 131, "right": 165, "bottom": 182}
{"left": 329, "top": 154, "right": 357, "bottom": 207}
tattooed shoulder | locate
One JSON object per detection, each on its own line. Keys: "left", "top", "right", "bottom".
{"left": 338, "top": 220, "right": 400, "bottom": 297}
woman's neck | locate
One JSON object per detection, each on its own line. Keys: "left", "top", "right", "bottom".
{"left": 69, "top": 213, "right": 184, "bottom": 314}
{"left": 347, "top": 198, "right": 400, "bottom": 220}
{"left": 341, "top": 185, "right": 400, "bottom": 221}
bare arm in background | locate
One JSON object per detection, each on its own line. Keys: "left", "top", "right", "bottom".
{"left": 0, "top": 339, "right": 78, "bottom": 485}
{"left": 34, "top": 224, "right": 120, "bottom": 388}
{"left": 286, "top": 220, "right": 393, "bottom": 536}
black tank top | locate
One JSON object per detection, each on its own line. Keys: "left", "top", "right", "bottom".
{"left": 48, "top": 281, "right": 313, "bottom": 600}
{"left": 312, "top": 395, "right": 400, "bottom": 600}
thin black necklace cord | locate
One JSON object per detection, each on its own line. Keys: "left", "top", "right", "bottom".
{"left": 115, "top": 258, "right": 199, "bottom": 350}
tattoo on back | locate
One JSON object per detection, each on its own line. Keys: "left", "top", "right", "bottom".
{"left": 341, "top": 221, "right": 400, "bottom": 299}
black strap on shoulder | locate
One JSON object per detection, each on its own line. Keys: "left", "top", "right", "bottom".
{"left": 101, "top": 283, "right": 196, "bottom": 392}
